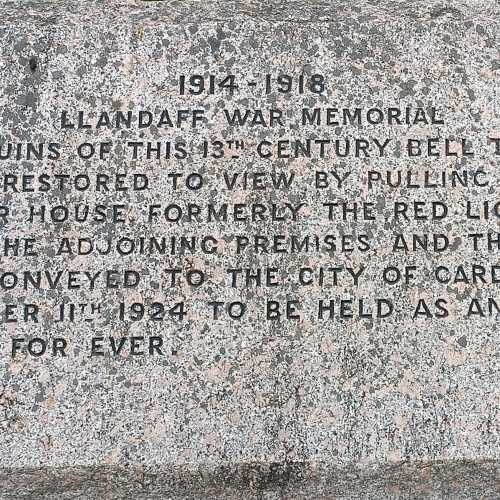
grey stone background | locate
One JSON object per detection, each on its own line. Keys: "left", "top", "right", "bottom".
{"left": 0, "top": 0, "right": 499, "bottom": 498}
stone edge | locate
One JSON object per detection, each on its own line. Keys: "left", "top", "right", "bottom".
{"left": 1, "top": 0, "right": 499, "bottom": 27}
{"left": 0, "top": 460, "right": 499, "bottom": 498}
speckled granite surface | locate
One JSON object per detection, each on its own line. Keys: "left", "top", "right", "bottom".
{"left": 0, "top": 0, "right": 499, "bottom": 498}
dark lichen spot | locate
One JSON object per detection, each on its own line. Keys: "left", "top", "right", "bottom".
{"left": 430, "top": 7, "right": 463, "bottom": 19}
{"left": 28, "top": 56, "right": 37, "bottom": 73}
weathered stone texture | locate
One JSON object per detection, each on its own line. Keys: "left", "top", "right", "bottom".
{"left": 0, "top": 0, "right": 499, "bottom": 498}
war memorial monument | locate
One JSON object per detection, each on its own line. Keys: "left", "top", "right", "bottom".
{"left": 0, "top": 0, "right": 499, "bottom": 498}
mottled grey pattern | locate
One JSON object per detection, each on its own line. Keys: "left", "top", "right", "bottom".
{"left": 0, "top": 0, "right": 499, "bottom": 498}
{"left": 1, "top": 461, "right": 500, "bottom": 499}
{"left": 1, "top": 0, "right": 499, "bottom": 24}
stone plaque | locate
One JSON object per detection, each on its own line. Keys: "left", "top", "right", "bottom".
{"left": 0, "top": 0, "right": 499, "bottom": 498}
